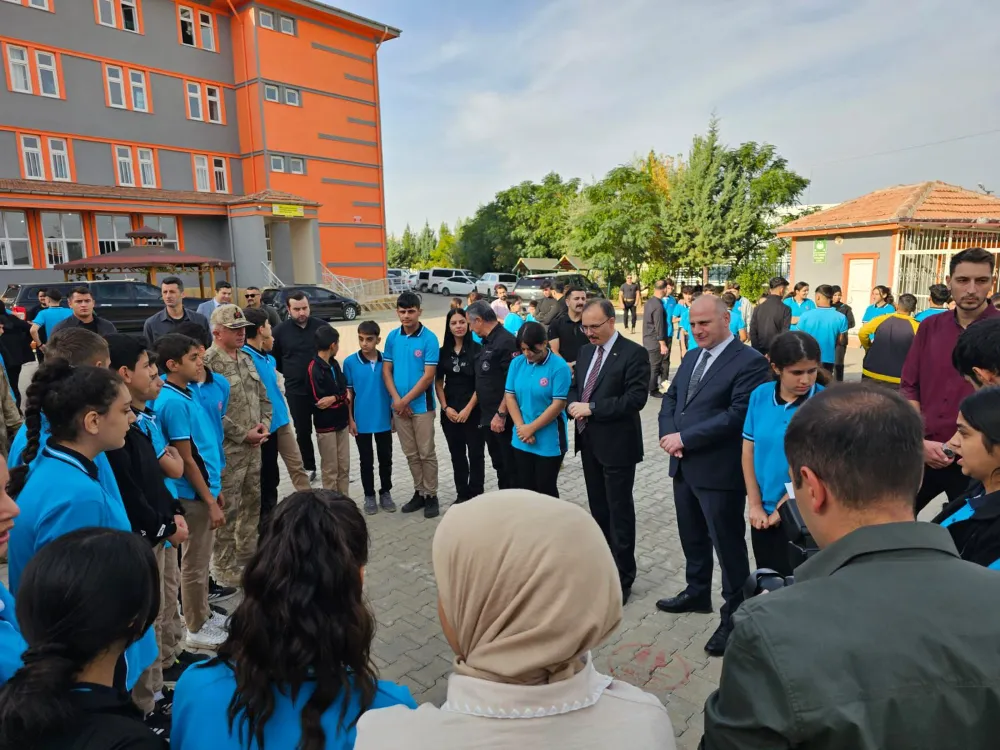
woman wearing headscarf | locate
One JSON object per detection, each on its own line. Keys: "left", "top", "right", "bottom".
{"left": 354, "top": 490, "right": 675, "bottom": 749}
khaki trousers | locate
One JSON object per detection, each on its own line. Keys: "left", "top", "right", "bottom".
{"left": 317, "top": 429, "right": 351, "bottom": 496}
{"left": 277, "top": 422, "right": 311, "bottom": 492}
{"left": 159, "top": 544, "right": 183, "bottom": 669}
{"left": 180, "top": 498, "right": 214, "bottom": 633}
{"left": 211, "top": 444, "right": 262, "bottom": 587}
{"left": 132, "top": 543, "right": 166, "bottom": 714}
{"left": 395, "top": 410, "right": 438, "bottom": 495}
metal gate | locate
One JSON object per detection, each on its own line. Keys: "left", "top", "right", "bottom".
{"left": 893, "top": 227, "right": 1000, "bottom": 309}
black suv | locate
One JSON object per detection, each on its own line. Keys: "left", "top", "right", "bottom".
{"left": 2, "top": 280, "right": 204, "bottom": 335}
{"left": 262, "top": 285, "right": 361, "bottom": 322}
{"left": 512, "top": 273, "right": 605, "bottom": 302}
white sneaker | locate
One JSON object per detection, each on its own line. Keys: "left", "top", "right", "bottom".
{"left": 208, "top": 610, "right": 230, "bottom": 632}
{"left": 186, "top": 622, "right": 226, "bottom": 649}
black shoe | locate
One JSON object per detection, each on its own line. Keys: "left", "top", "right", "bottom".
{"left": 622, "top": 586, "right": 632, "bottom": 606}
{"left": 309, "top": 470, "right": 317, "bottom": 483}
{"left": 424, "top": 495, "right": 440, "bottom": 519}
{"left": 379, "top": 490, "right": 397, "bottom": 512}
{"left": 400, "top": 492, "right": 425, "bottom": 513}
{"left": 704, "top": 621, "right": 733, "bottom": 657}
{"left": 163, "top": 652, "right": 208, "bottom": 685}
{"left": 144, "top": 687, "right": 173, "bottom": 740}
{"left": 177, "top": 650, "right": 209, "bottom": 666}
{"left": 454, "top": 494, "right": 469, "bottom": 504}
{"left": 210, "top": 604, "right": 227, "bottom": 617}
{"left": 208, "top": 578, "right": 238, "bottom": 603}
{"left": 656, "top": 591, "right": 713, "bottom": 614}
{"left": 363, "top": 495, "right": 378, "bottom": 515}
{"left": 649, "top": 391, "right": 664, "bottom": 398}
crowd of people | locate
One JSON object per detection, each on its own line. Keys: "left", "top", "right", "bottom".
{"left": 0, "top": 244, "right": 999, "bottom": 748}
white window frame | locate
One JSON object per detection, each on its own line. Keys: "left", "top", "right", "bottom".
{"left": 0, "top": 210, "right": 32, "bottom": 269}
{"left": 120, "top": 0, "right": 139, "bottom": 33}
{"left": 138, "top": 148, "right": 156, "bottom": 188}
{"left": 269, "top": 155, "right": 284, "bottom": 172}
{"left": 35, "top": 51, "right": 59, "bottom": 98}
{"left": 179, "top": 6, "right": 195, "bottom": 48}
{"left": 28, "top": 0, "right": 49, "bottom": 9}
{"left": 186, "top": 82, "right": 203, "bottom": 121}
{"left": 106, "top": 65, "right": 126, "bottom": 109}
{"left": 96, "top": 214, "right": 132, "bottom": 255}
{"left": 263, "top": 84, "right": 279, "bottom": 102}
{"left": 7, "top": 46, "right": 32, "bottom": 94}
{"left": 258, "top": 10, "right": 273, "bottom": 29}
{"left": 205, "top": 85, "right": 222, "bottom": 124}
{"left": 97, "top": 0, "right": 115, "bottom": 27}
{"left": 20, "top": 135, "right": 44, "bottom": 180}
{"left": 279, "top": 16, "right": 295, "bottom": 35}
{"left": 198, "top": 11, "right": 215, "bottom": 51}
{"left": 42, "top": 212, "right": 85, "bottom": 268}
{"left": 116, "top": 145, "right": 135, "bottom": 187}
{"left": 129, "top": 70, "right": 148, "bottom": 112}
{"left": 194, "top": 155, "right": 210, "bottom": 192}
{"left": 212, "top": 157, "right": 228, "bottom": 193}
{"left": 145, "top": 216, "right": 179, "bottom": 250}
{"left": 284, "top": 87, "right": 300, "bottom": 106}
{"left": 48, "top": 138, "right": 70, "bottom": 182}
{"left": 289, "top": 157, "right": 304, "bottom": 175}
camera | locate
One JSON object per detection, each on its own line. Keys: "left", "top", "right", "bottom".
{"left": 744, "top": 497, "right": 820, "bottom": 597}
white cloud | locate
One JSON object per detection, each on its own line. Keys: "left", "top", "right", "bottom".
{"left": 376, "top": 0, "right": 1000, "bottom": 234}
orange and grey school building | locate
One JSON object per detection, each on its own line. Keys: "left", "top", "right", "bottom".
{"left": 0, "top": 0, "right": 399, "bottom": 288}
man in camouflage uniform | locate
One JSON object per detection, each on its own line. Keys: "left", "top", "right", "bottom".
{"left": 205, "top": 304, "right": 270, "bottom": 586}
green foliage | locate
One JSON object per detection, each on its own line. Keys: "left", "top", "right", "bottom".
{"left": 731, "top": 242, "right": 787, "bottom": 300}
{"left": 428, "top": 222, "right": 458, "bottom": 267}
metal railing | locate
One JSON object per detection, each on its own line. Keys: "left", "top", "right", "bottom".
{"left": 319, "top": 267, "right": 393, "bottom": 304}
{"left": 261, "top": 262, "right": 284, "bottom": 288}
{"left": 893, "top": 228, "right": 1000, "bottom": 309}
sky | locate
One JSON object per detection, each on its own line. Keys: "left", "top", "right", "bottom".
{"left": 330, "top": 0, "right": 1000, "bottom": 236}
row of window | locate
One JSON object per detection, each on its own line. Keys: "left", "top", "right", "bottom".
{"left": 0, "top": 208, "right": 180, "bottom": 269}
{"left": 95, "top": 0, "right": 139, "bottom": 33}
{"left": 269, "top": 154, "right": 305, "bottom": 175}
{"left": 263, "top": 83, "right": 300, "bottom": 107}
{"left": 258, "top": 10, "right": 296, "bottom": 36}
{"left": 1, "top": 0, "right": 49, "bottom": 10}
{"left": 17, "top": 134, "right": 230, "bottom": 193}
{"left": 5, "top": 45, "right": 60, "bottom": 98}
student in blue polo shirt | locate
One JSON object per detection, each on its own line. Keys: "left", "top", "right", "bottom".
{"left": 862, "top": 284, "right": 895, "bottom": 324}
{"left": 662, "top": 279, "right": 677, "bottom": 341}
{"left": 5, "top": 360, "right": 158, "bottom": 691}
{"left": 795, "top": 284, "right": 849, "bottom": 372}
{"left": 783, "top": 282, "right": 816, "bottom": 330}
{"left": 742, "top": 331, "right": 825, "bottom": 576}
{"left": 345, "top": 320, "right": 396, "bottom": 515}
{"left": 502, "top": 295, "right": 525, "bottom": 336}
{"left": 504, "top": 321, "right": 571, "bottom": 498}
{"left": 722, "top": 292, "right": 747, "bottom": 342}
{"left": 0, "top": 452, "right": 25, "bottom": 686}
{"left": 383, "top": 292, "right": 440, "bottom": 518}
{"left": 28, "top": 288, "right": 72, "bottom": 352}
{"left": 675, "top": 285, "right": 694, "bottom": 355}
{"left": 154, "top": 334, "right": 227, "bottom": 652}
{"left": 915, "top": 283, "right": 951, "bottom": 322}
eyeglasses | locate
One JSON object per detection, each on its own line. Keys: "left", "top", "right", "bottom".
{"left": 580, "top": 318, "right": 612, "bottom": 333}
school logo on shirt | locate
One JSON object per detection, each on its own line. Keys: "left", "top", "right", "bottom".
{"left": 482, "top": 360, "right": 491, "bottom": 372}
{"left": 539, "top": 377, "right": 549, "bottom": 387}
{"left": 414, "top": 349, "right": 423, "bottom": 358}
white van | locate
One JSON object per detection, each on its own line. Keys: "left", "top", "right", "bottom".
{"left": 475, "top": 272, "right": 518, "bottom": 297}
{"left": 415, "top": 267, "right": 467, "bottom": 293}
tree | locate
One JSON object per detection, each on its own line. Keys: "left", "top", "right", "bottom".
{"left": 564, "top": 165, "right": 666, "bottom": 284}
{"left": 456, "top": 202, "right": 517, "bottom": 275}
{"left": 414, "top": 222, "right": 438, "bottom": 267}
{"left": 386, "top": 233, "right": 405, "bottom": 267}
{"left": 395, "top": 224, "right": 418, "bottom": 268}
{"left": 429, "top": 222, "right": 458, "bottom": 267}
{"left": 494, "top": 172, "right": 580, "bottom": 259}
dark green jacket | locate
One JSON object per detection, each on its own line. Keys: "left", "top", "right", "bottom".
{"left": 702, "top": 522, "right": 1000, "bottom": 749}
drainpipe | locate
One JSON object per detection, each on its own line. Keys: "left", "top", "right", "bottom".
{"left": 372, "top": 25, "right": 391, "bottom": 282}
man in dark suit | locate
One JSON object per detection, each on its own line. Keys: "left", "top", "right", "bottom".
{"left": 657, "top": 295, "right": 770, "bottom": 655}
{"left": 568, "top": 299, "right": 650, "bottom": 604}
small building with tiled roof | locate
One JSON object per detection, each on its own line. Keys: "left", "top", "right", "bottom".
{"left": 775, "top": 182, "right": 1000, "bottom": 315}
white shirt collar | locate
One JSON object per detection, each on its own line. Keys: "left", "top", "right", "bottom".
{"left": 702, "top": 334, "right": 735, "bottom": 360}
{"left": 598, "top": 330, "right": 619, "bottom": 356}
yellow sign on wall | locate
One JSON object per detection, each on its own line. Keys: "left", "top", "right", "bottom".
{"left": 271, "top": 204, "right": 304, "bottom": 218}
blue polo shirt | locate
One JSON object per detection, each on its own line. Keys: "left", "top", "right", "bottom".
{"left": 7, "top": 441, "right": 156, "bottom": 689}
{"left": 662, "top": 296, "right": 677, "bottom": 337}
{"left": 154, "top": 381, "right": 224, "bottom": 498}
{"left": 862, "top": 303, "right": 895, "bottom": 323}
{"left": 677, "top": 304, "right": 692, "bottom": 341}
{"left": 783, "top": 297, "right": 816, "bottom": 330}
{"left": 0, "top": 583, "right": 25, "bottom": 686}
{"left": 796, "top": 307, "right": 849, "bottom": 363}
{"left": 743, "top": 381, "right": 824, "bottom": 513}
{"left": 9, "top": 417, "right": 123, "bottom": 505}
{"left": 191, "top": 371, "right": 230, "bottom": 451}
{"left": 504, "top": 350, "right": 571, "bottom": 457}
{"left": 343, "top": 351, "right": 392, "bottom": 434}
{"left": 915, "top": 307, "right": 947, "bottom": 323}
{"left": 242, "top": 345, "right": 289, "bottom": 432}
{"left": 728, "top": 309, "right": 745, "bottom": 338}
{"left": 31, "top": 306, "right": 72, "bottom": 336}
{"left": 383, "top": 324, "right": 439, "bottom": 415}
{"left": 503, "top": 312, "right": 524, "bottom": 336}
{"left": 173, "top": 661, "right": 416, "bottom": 750}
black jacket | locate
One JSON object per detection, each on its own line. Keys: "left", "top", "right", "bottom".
{"left": 642, "top": 297, "right": 667, "bottom": 350}
{"left": 272, "top": 316, "right": 328, "bottom": 396}
{"left": 51, "top": 314, "right": 118, "bottom": 337}
{"left": 474, "top": 324, "right": 517, "bottom": 424}
{"left": 36, "top": 683, "right": 167, "bottom": 749}
{"left": 933, "top": 488, "right": 1000, "bottom": 569}
{"left": 748, "top": 294, "right": 790, "bottom": 354}
{"left": 106, "top": 411, "right": 182, "bottom": 545}
{"left": 307, "top": 355, "right": 349, "bottom": 433}
{"left": 567, "top": 334, "right": 650, "bottom": 466}
{"left": 0, "top": 311, "right": 34, "bottom": 366}
{"left": 659, "top": 340, "right": 770, "bottom": 491}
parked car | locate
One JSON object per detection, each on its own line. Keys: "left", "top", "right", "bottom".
{"left": 261, "top": 285, "right": 361, "bottom": 322}
{"left": 512, "top": 273, "right": 605, "bottom": 302}
{"left": 2, "top": 280, "right": 205, "bottom": 335}
{"left": 475, "top": 272, "right": 518, "bottom": 297}
{"left": 406, "top": 273, "right": 419, "bottom": 290}
{"left": 438, "top": 275, "right": 478, "bottom": 296}
{"left": 388, "top": 268, "right": 409, "bottom": 294}
{"left": 414, "top": 267, "right": 471, "bottom": 294}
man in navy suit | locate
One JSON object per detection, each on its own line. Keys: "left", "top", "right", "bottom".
{"left": 657, "top": 295, "right": 770, "bottom": 655}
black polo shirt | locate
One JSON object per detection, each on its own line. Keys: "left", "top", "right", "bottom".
{"left": 475, "top": 323, "right": 517, "bottom": 423}
{"left": 437, "top": 340, "right": 481, "bottom": 414}
{"left": 272, "top": 316, "right": 328, "bottom": 396}
{"left": 547, "top": 312, "right": 588, "bottom": 364}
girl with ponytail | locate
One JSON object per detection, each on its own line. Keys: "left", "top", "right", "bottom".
{"left": 862, "top": 285, "right": 896, "bottom": 324}
{"left": 0, "top": 527, "right": 163, "bottom": 749}
{"left": 6, "top": 361, "right": 158, "bottom": 695}
{"left": 172, "top": 490, "right": 416, "bottom": 750}
{"left": 0, "top": 452, "right": 26, "bottom": 687}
